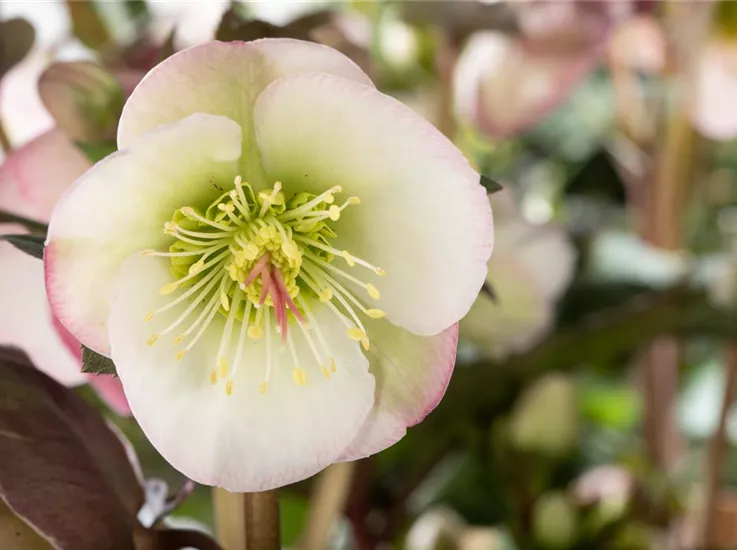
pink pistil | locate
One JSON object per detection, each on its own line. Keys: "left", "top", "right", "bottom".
{"left": 243, "top": 253, "right": 270, "bottom": 287}
{"left": 259, "top": 267, "right": 273, "bottom": 306}
{"left": 272, "top": 269, "right": 305, "bottom": 323}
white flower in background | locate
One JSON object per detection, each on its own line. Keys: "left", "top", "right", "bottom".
{"left": 460, "top": 193, "right": 574, "bottom": 358}
{"left": 692, "top": 38, "right": 737, "bottom": 140}
{"left": 45, "top": 39, "right": 493, "bottom": 491}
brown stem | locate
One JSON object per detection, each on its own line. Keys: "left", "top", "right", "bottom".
{"left": 701, "top": 347, "right": 737, "bottom": 547}
{"left": 213, "top": 489, "right": 280, "bottom": 550}
{"left": 435, "top": 28, "right": 459, "bottom": 140}
{"left": 299, "top": 462, "right": 355, "bottom": 550}
{"left": 0, "top": 117, "right": 11, "bottom": 155}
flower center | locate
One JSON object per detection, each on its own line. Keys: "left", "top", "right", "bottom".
{"left": 141, "top": 176, "right": 386, "bottom": 395}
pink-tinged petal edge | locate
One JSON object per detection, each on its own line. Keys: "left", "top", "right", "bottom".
{"left": 338, "top": 322, "right": 459, "bottom": 461}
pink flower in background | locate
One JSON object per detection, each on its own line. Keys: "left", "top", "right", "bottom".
{"left": 691, "top": 39, "right": 737, "bottom": 140}
{"left": 0, "top": 130, "right": 131, "bottom": 415}
{"left": 455, "top": 1, "right": 629, "bottom": 138}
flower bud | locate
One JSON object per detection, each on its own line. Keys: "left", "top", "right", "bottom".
{"left": 532, "top": 492, "right": 577, "bottom": 549}
{"left": 406, "top": 507, "right": 465, "bottom": 550}
{"left": 509, "top": 374, "right": 577, "bottom": 456}
{"left": 38, "top": 61, "right": 124, "bottom": 143}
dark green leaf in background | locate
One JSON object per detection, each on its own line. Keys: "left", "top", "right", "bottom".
{"left": 76, "top": 140, "right": 117, "bottom": 163}
{"left": 480, "top": 174, "right": 504, "bottom": 195}
{"left": 0, "top": 210, "right": 48, "bottom": 234}
{"left": 0, "top": 18, "right": 35, "bottom": 80}
{"left": 0, "top": 234, "right": 45, "bottom": 259}
{"left": 81, "top": 345, "right": 118, "bottom": 376}
{"left": 65, "top": 1, "right": 110, "bottom": 51}
{"left": 0, "top": 347, "right": 142, "bottom": 549}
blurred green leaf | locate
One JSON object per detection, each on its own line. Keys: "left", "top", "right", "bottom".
{"left": 0, "top": 347, "right": 142, "bottom": 549}
{"left": 82, "top": 345, "right": 118, "bottom": 376}
{"left": 65, "top": 1, "right": 110, "bottom": 51}
{"left": 0, "top": 18, "right": 35, "bottom": 80}
{"left": 76, "top": 140, "right": 117, "bottom": 163}
{"left": 0, "top": 234, "right": 44, "bottom": 259}
{"left": 0, "top": 211, "right": 48, "bottom": 234}
{"left": 280, "top": 493, "right": 310, "bottom": 547}
{"left": 216, "top": 5, "right": 332, "bottom": 42}
{"left": 579, "top": 382, "right": 641, "bottom": 430}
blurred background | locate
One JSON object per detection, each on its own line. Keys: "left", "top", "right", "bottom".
{"left": 4, "top": 1, "right": 737, "bottom": 549}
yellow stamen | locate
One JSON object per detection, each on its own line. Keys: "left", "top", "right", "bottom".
{"left": 209, "top": 370, "right": 217, "bottom": 384}
{"left": 144, "top": 312, "right": 155, "bottom": 323}
{"left": 147, "top": 334, "right": 159, "bottom": 346}
{"left": 347, "top": 327, "right": 367, "bottom": 341}
{"left": 248, "top": 325, "right": 263, "bottom": 339}
{"left": 366, "top": 284, "right": 380, "bottom": 300}
{"left": 292, "top": 367, "right": 308, "bottom": 386}
{"left": 330, "top": 358, "right": 337, "bottom": 372}
{"left": 319, "top": 287, "right": 333, "bottom": 302}
{"left": 218, "top": 357, "right": 228, "bottom": 379}
{"left": 375, "top": 267, "right": 386, "bottom": 276}
{"left": 159, "top": 281, "right": 179, "bottom": 295}
{"left": 225, "top": 380, "right": 233, "bottom": 396}
{"left": 259, "top": 381, "right": 268, "bottom": 394}
{"left": 321, "top": 365, "right": 331, "bottom": 379}
{"left": 176, "top": 350, "right": 187, "bottom": 361}
{"left": 342, "top": 250, "right": 356, "bottom": 267}
{"left": 366, "top": 309, "right": 386, "bottom": 319}
{"left": 328, "top": 205, "right": 341, "bottom": 221}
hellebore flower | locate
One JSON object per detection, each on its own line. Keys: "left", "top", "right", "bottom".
{"left": 0, "top": 130, "right": 131, "bottom": 415}
{"left": 460, "top": 194, "right": 573, "bottom": 358}
{"left": 45, "top": 39, "right": 493, "bottom": 491}
{"left": 454, "top": 1, "right": 625, "bottom": 138}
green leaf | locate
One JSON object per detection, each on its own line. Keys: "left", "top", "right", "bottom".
{"left": 480, "top": 174, "right": 503, "bottom": 194}
{"left": 0, "top": 347, "right": 142, "bottom": 548}
{"left": 76, "top": 140, "right": 117, "bottom": 163}
{"left": 65, "top": 1, "right": 110, "bottom": 51}
{"left": 1, "top": 234, "right": 44, "bottom": 260}
{"left": 82, "top": 345, "right": 118, "bottom": 376}
{"left": 0, "top": 210, "right": 48, "bottom": 234}
{"left": 0, "top": 19, "right": 35, "bottom": 80}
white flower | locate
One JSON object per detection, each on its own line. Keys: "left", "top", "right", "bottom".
{"left": 44, "top": 39, "right": 493, "bottom": 491}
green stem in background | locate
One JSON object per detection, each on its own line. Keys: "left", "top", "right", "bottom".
{"left": 699, "top": 346, "right": 737, "bottom": 547}
{"left": 214, "top": 489, "right": 280, "bottom": 550}
{"left": 0, "top": 116, "right": 11, "bottom": 155}
{"left": 434, "top": 28, "right": 459, "bottom": 140}
{"left": 299, "top": 462, "right": 355, "bottom": 550}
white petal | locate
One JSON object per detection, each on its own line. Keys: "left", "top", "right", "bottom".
{"left": 0, "top": 240, "right": 84, "bottom": 386}
{"left": 118, "top": 39, "right": 372, "bottom": 186}
{"left": 254, "top": 72, "right": 493, "bottom": 336}
{"left": 692, "top": 39, "right": 737, "bottom": 141}
{"left": 108, "top": 254, "right": 375, "bottom": 491}
{"left": 46, "top": 114, "right": 242, "bottom": 355}
{"left": 339, "top": 321, "right": 457, "bottom": 461}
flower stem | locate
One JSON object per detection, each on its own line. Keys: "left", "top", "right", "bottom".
{"left": 699, "top": 346, "right": 737, "bottom": 547}
{"left": 300, "top": 462, "right": 355, "bottom": 550}
{"left": 214, "top": 489, "right": 280, "bottom": 550}
{"left": 0, "top": 116, "right": 11, "bottom": 154}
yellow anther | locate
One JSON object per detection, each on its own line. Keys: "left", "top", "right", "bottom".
{"left": 180, "top": 207, "right": 195, "bottom": 217}
{"left": 347, "top": 327, "right": 367, "bottom": 342}
{"left": 328, "top": 205, "right": 341, "bottom": 221}
{"left": 217, "top": 203, "right": 234, "bottom": 213}
{"left": 321, "top": 365, "right": 330, "bottom": 379}
{"left": 159, "top": 281, "right": 179, "bottom": 295}
{"left": 218, "top": 357, "right": 229, "bottom": 379}
{"left": 366, "top": 284, "right": 380, "bottom": 300}
{"left": 330, "top": 358, "right": 337, "bottom": 372}
{"left": 366, "top": 309, "right": 386, "bottom": 319}
{"left": 164, "top": 222, "right": 177, "bottom": 235}
{"left": 189, "top": 261, "right": 204, "bottom": 275}
{"left": 292, "top": 367, "right": 308, "bottom": 387}
{"left": 259, "top": 382, "right": 268, "bottom": 395}
{"left": 173, "top": 335, "right": 184, "bottom": 345}
{"left": 176, "top": 350, "right": 187, "bottom": 361}
{"left": 342, "top": 250, "right": 356, "bottom": 267}
{"left": 361, "top": 338, "right": 370, "bottom": 351}
{"left": 319, "top": 287, "right": 333, "bottom": 302}
{"left": 375, "top": 267, "right": 386, "bottom": 276}
{"left": 225, "top": 380, "right": 233, "bottom": 396}
{"left": 282, "top": 241, "right": 300, "bottom": 259}
{"left": 144, "top": 312, "right": 155, "bottom": 323}
{"left": 347, "top": 197, "right": 360, "bottom": 205}
{"left": 140, "top": 249, "right": 155, "bottom": 257}
{"left": 220, "top": 292, "right": 230, "bottom": 312}
{"left": 248, "top": 325, "right": 263, "bottom": 339}
{"left": 324, "top": 193, "right": 335, "bottom": 204}
{"left": 246, "top": 243, "right": 260, "bottom": 258}
{"left": 332, "top": 185, "right": 343, "bottom": 193}
{"left": 209, "top": 370, "right": 217, "bottom": 384}
{"left": 147, "top": 334, "right": 159, "bottom": 346}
